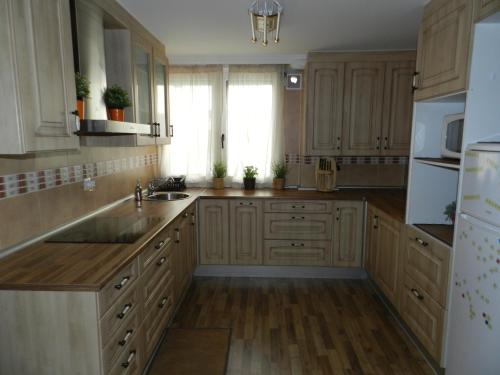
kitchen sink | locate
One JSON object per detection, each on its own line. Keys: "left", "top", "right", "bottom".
{"left": 144, "top": 192, "right": 190, "bottom": 201}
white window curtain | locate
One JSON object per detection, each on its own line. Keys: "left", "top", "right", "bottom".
{"left": 226, "top": 65, "right": 284, "bottom": 186}
{"left": 159, "top": 66, "right": 223, "bottom": 185}
{"left": 160, "top": 64, "right": 284, "bottom": 187}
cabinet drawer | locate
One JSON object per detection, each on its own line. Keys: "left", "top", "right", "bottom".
{"left": 142, "top": 249, "right": 172, "bottom": 311}
{"left": 102, "top": 308, "right": 141, "bottom": 374}
{"left": 263, "top": 240, "right": 331, "bottom": 266}
{"left": 101, "top": 286, "right": 141, "bottom": 345}
{"left": 143, "top": 278, "right": 175, "bottom": 356}
{"left": 405, "top": 226, "right": 451, "bottom": 307}
{"left": 264, "top": 200, "right": 333, "bottom": 213}
{"left": 400, "top": 274, "right": 445, "bottom": 362}
{"left": 108, "top": 333, "right": 142, "bottom": 375}
{"left": 139, "top": 228, "right": 172, "bottom": 272}
{"left": 264, "top": 213, "right": 333, "bottom": 240}
{"left": 99, "top": 259, "right": 139, "bottom": 317}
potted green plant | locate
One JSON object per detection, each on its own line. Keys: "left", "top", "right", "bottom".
{"left": 212, "top": 161, "right": 227, "bottom": 190}
{"left": 242, "top": 166, "right": 258, "bottom": 190}
{"left": 103, "top": 84, "right": 131, "bottom": 121}
{"left": 75, "top": 73, "right": 90, "bottom": 120}
{"left": 444, "top": 201, "right": 457, "bottom": 224}
{"left": 271, "top": 161, "right": 287, "bottom": 190}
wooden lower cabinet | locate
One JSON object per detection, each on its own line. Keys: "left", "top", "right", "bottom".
{"left": 332, "top": 201, "right": 364, "bottom": 267}
{"left": 263, "top": 240, "right": 331, "bottom": 266}
{"left": 400, "top": 274, "right": 446, "bottom": 362}
{"left": 229, "top": 200, "right": 263, "bottom": 265}
{"left": 365, "top": 206, "right": 378, "bottom": 276}
{"left": 198, "top": 199, "right": 230, "bottom": 265}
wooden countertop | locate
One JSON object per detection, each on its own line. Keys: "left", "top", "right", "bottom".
{"left": 0, "top": 188, "right": 406, "bottom": 291}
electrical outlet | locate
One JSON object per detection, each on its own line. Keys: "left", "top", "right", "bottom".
{"left": 83, "top": 178, "right": 96, "bottom": 192}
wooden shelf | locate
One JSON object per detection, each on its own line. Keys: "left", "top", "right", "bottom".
{"left": 414, "top": 157, "right": 460, "bottom": 170}
{"left": 414, "top": 224, "right": 454, "bottom": 247}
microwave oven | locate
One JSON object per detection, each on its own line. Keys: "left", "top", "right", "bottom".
{"left": 441, "top": 113, "right": 464, "bottom": 159}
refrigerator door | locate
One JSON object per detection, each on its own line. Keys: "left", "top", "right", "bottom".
{"left": 447, "top": 214, "right": 500, "bottom": 374}
{"left": 461, "top": 148, "right": 500, "bottom": 227}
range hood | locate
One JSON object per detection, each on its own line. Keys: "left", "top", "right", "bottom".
{"left": 72, "top": 0, "right": 154, "bottom": 137}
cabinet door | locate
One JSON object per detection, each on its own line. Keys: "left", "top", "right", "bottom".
{"left": 198, "top": 200, "right": 229, "bottom": 265}
{"left": 342, "top": 62, "right": 385, "bottom": 155}
{"left": 414, "top": 0, "right": 473, "bottom": 100}
{"left": 1, "top": 0, "right": 79, "bottom": 154}
{"left": 374, "top": 213, "right": 401, "bottom": 307}
{"left": 305, "top": 62, "right": 344, "bottom": 155}
{"left": 229, "top": 201, "right": 263, "bottom": 265}
{"left": 153, "top": 53, "right": 171, "bottom": 145}
{"left": 132, "top": 36, "right": 155, "bottom": 146}
{"left": 365, "top": 206, "right": 378, "bottom": 276}
{"left": 475, "top": 0, "right": 500, "bottom": 21}
{"left": 332, "top": 201, "right": 364, "bottom": 267}
{"left": 381, "top": 61, "right": 415, "bottom": 155}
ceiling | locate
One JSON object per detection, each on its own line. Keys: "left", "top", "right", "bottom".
{"left": 118, "top": 0, "right": 427, "bottom": 66}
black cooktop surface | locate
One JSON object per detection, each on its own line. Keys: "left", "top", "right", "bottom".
{"left": 46, "top": 216, "right": 163, "bottom": 244}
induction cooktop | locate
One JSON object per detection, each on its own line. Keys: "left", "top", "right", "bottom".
{"left": 46, "top": 216, "right": 163, "bottom": 244}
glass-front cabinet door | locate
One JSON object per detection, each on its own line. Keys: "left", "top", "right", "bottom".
{"left": 153, "top": 54, "right": 171, "bottom": 145}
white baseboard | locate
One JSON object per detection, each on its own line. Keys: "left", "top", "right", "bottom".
{"left": 194, "top": 265, "right": 367, "bottom": 279}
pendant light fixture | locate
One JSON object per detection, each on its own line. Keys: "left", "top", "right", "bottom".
{"left": 248, "top": 0, "right": 283, "bottom": 46}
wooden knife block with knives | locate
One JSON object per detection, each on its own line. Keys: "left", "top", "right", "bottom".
{"left": 315, "top": 157, "right": 337, "bottom": 192}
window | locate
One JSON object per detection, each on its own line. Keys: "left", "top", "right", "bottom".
{"left": 163, "top": 65, "right": 283, "bottom": 186}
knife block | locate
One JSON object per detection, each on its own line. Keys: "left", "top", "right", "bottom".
{"left": 315, "top": 158, "right": 337, "bottom": 192}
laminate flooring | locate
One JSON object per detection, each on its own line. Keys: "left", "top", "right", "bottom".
{"left": 169, "top": 277, "right": 434, "bottom": 375}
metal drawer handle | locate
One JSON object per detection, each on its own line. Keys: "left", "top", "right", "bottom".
{"left": 158, "top": 297, "right": 169, "bottom": 308}
{"left": 411, "top": 288, "right": 424, "bottom": 300}
{"left": 373, "top": 215, "right": 379, "bottom": 229}
{"left": 415, "top": 238, "right": 429, "bottom": 247}
{"left": 118, "top": 330, "right": 133, "bottom": 346}
{"left": 117, "top": 303, "right": 132, "bottom": 319}
{"left": 155, "top": 240, "right": 165, "bottom": 250}
{"left": 121, "top": 350, "right": 136, "bottom": 368}
{"left": 175, "top": 228, "right": 180, "bottom": 243}
{"left": 291, "top": 243, "right": 305, "bottom": 247}
{"left": 114, "top": 276, "right": 130, "bottom": 290}
{"left": 191, "top": 213, "right": 195, "bottom": 226}
{"left": 291, "top": 205, "right": 306, "bottom": 209}
{"left": 291, "top": 216, "right": 305, "bottom": 220}
{"left": 157, "top": 257, "right": 167, "bottom": 266}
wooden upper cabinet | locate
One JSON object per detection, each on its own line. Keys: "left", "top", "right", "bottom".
{"left": 153, "top": 49, "right": 171, "bottom": 145}
{"left": 342, "top": 62, "right": 385, "bottom": 155}
{"left": 198, "top": 200, "right": 229, "bottom": 265}
{"left": 381, "top": 61, "right": 415, "bottom": 155}
{"left": 0, "top": 0, "right": 79, "bottom": 154}
{"left": 332, "top": 201, "right": 364, "bottom": 267}
{"left": 305, "top": 62, "right": 344, "bottom": 155}
{"left": 414, "top": 0, "right": 474, "bottom": 100}
{"left": 229, "top": 201, "right": 263, "bottom": 265}
{"left": 475, "top": 0, "right": 500, "bottom": 21}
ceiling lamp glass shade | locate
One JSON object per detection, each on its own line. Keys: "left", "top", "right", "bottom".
{"left": 249, "top": 0, "right": 283, "bottom": 46}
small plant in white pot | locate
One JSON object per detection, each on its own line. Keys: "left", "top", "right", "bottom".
{"left": 271, "top": 161, "right": 287, "bottom": 190}
{"left": 212, "top": 161, "right": 226, "bottom": 190}
{"left": 243, "top": 166, "right": 258, "bottom": 190}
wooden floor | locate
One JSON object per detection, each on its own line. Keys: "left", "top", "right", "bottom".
{"left": 170, "top": 277, "right": 434, "bottom": 375}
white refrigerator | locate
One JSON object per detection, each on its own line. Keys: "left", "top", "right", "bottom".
{"left": 447, "top": 143, "right": 500, "bottom": 374}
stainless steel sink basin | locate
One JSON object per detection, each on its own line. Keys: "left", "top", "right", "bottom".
{"left": 145, "top": 192, "right": 190, "bottom": 201}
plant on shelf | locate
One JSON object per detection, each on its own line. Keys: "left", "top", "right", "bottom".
{"left": 444, "top": 201, "right": 457, "bottom": 224}
{"left": 103, "top": 84, "right": 131, "bottom": 122}
{"left": 271, "top": 160, "right": 287, "bottom": 190}
{"left": 212, "top": 161, "right": 227, "bottom": 190}
{"left": 75, "top": 73, "right": 90, "bottom": 120}
{"left": 242, "top": 166, "right": 258, "bottom": 190}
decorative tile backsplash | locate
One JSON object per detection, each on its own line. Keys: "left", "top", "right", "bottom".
{"left": 0, "top": 153, "right": 158, "bottom": 200}
{"left": 285, "top": 154, "right": 408, "bottom": 165}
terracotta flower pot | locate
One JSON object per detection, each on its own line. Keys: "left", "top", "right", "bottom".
{"left": 76, "top": 99, "right": 85, "bottom": 120}
{"left": 213, "top": 177, "right": 225, "bottom": 190}
{"left": 243, "top": 178, "right": 256, "bottom": 190}
{"left": 272, "top": 178, "right": 285, "bottom": 190}
{"left": 107, "top": 108, "right": 125, "bottom": 122}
